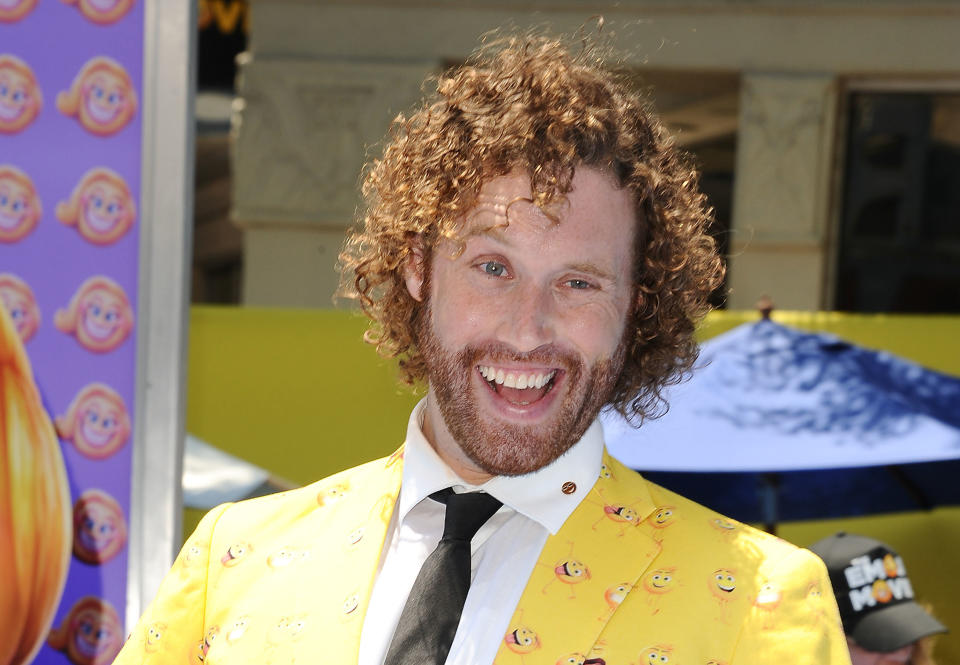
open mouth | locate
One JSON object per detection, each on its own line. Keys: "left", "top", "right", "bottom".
{"left": 478, "top": 365, "right": 559, "bottom": 406}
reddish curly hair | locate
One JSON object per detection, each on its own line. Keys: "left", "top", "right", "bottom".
{"left": 340, "top": 33, "right": 725, "bottom": 422}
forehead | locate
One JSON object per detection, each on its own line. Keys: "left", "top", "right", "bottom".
{"left": 460, "top": 167, "right": 637, "bottom": 259}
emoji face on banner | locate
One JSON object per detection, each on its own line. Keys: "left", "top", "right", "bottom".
{"left": 55, "top": 276, "right": 133, "bottom": 352}
{"left": 56, "top": 383, "right": 131, "bottom": 459}
{"left": 0, "top": 0, "right": 38, "bottom": 22}
{"left": 57, "top": 57, "right": 137, "bottom": 136}
{"left": 60, "top": 0, "right": 135, "bottom": 24}
{"left": 48, "top": 596, "right": 124, "bottom": 665}
{"left": 73, "top": 488, "right": 127, "bottom": 564}
{"left": 0, "top": 273, "right": 40, "bottom": 342}
{"left": 0, "top": 164, "right": 42, "bottom": 242}
{"left": 0, "top": 54, "right": 42, "bottom": 133}
{"left": 57, "top": 167, "right": 136, "bottom": 245}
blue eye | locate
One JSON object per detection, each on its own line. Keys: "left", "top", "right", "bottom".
{"left": 482, "top": 261, "right": 506, "bottom": 277}
{"left": 94, "top": 87, "right": 104, "bottom": 98}
{"left": 12, "top": 91, "right": 23, "bottom": 102}
{"left": 567, "top": 279, "right": 591, "bottom": 290}
{"left": 105, "top": 311, "right": 116, "bottom": 322}
{"left": 88, "top": 412, "right": 99, "bottom": 423}
{"left": 108, "top": 93, "right": 118, "bottom": 104}
{"left": 93, "top": 196, "right": 103, "bottom": 208}
{"left": 107, "top": 203, "right": 117, "bottom": 214}
{"left": 11, "top": 201, "right": 21, "bottom": 212}
{"left": 91, "top": 305, "right": 102, "bottom": 316}
{"left": 0, "top": 85, "right": 7, "bottom": 95}
{"left": 0, "top": 195, "right": 7, "bottom": 205}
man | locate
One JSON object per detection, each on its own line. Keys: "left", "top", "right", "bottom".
{"left": 809, "top": 532, "right": 947, "bottom": 665}
{"left": 113, "top": 35, "right": 850, "bottom": 665}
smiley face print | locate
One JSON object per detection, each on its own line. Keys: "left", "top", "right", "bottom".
{"left": 57, "top": 57, "right": 137, "bottom": 136}
{"left": 56, "top": 383, "right": 131, "bottom": 460}
{"left": 504, "top": 626, "right": 540, "bottom": 655}
{"left": 0, "top": 55, "right": 42, "bottom": 133}
{"left": 73, "top": 488, "right": 127, "bottom": 564}
{"left": 220, "top": 542, "right": 252, "bottom": 567}
{"left": 710, "top": 568, "right": 737, "bottom": 600}
{"left": 639, "top": 644, "right": 673, "bottom": 665}
{"left": 61, "top": 0, "right": 135, "bottom": 24}
{"left": 55, "top": 276, "right": 134, "bottom": 352}
{"left": 48, "top": 597, "right": 123, "bottom": 665}
{"left": 57, "top": 168, "right": 136, "bottom": 245}
{"left": 0, "top": 0, "right": 39, "bottom": 22}
{"left": 0, "top": 165, "right": 42, "bottom": 242}
{"left": 0, "top": 273, "right": 40, "bottom": 341}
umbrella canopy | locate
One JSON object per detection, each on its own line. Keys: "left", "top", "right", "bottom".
{"left": 601, "top": 319, "right": 960, "bottom": 523}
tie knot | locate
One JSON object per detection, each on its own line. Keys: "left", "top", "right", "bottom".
{"left": 431, "top": 489, "right": 502, "bottom": 542}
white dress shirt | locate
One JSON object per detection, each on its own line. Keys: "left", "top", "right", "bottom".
{"left": 358, "top": 399, "right": 605, "bottom": 665}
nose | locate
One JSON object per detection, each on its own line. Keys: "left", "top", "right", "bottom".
{"left": 495, "top": 280, "right": 556, "bottom": 353}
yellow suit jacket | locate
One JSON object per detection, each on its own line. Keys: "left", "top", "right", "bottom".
{"left": 114, "top": 450, "right": 850, "bottom": 665}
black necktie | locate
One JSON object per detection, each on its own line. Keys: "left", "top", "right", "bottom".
{"left": 383, "top": 488, "right": 502, "bottom": 665}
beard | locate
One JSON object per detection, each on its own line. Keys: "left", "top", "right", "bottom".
{"left": 417, "top": 307, "right": 627, "bottom": 477}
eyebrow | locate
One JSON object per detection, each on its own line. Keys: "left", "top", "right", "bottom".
{"left": 467, "top": 227, "right": 618, "bottom": 283}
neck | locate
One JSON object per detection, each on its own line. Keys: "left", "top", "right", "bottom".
{"left": 421, "top": 392, "right": 495, "bottom": 486}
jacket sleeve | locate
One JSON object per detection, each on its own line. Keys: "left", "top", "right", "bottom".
{"left": 730, "top": 546, "right": 852, "bottom": 665}
{"left": 112, "top": 503, "right": 232, "bottom": 665}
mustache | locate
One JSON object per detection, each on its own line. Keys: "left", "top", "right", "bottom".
{"left": 457, "top": 342, "right": 581, "bottom": 372}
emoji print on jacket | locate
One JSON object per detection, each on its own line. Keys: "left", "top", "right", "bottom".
{"left": 0, "top": 0, "right": 38, "bottom": 21}
{"left": 57, "top": 167, "right": 136, "bottom": 245}
{"left": 0, "top": 273, "right": 40, "bottom": 341}
{"left": 0, "top": 164, "right": 41, "bottom": 242}
{"left": 60, "top": 0, "right": 135, "bottom": 24}
{"left": 56, "top": 383, "right": 131, "bottom": 459}
{"left": 55, "top": 276, "right": 134, "bottom": 352}
{"left": 57, "top": 57, "right": 137, "bottom": 136}
{"left": 0, "top": 55, "right": 41, "bottom": 133}
{"left": 48, "top": 597, "right": 123, "bottom": 665}
{"left": 73, "top": 488, "right": 127, "bottom": 564}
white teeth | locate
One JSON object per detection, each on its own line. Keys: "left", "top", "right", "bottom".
{"left": 478, "top": 366, "right": 556, "bottom": 390}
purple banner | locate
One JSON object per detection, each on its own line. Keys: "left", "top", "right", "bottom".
{"left": 1, "top": 1, "right": 143, "bottom": 664}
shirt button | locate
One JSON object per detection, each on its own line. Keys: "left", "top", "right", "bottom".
{"left": 561, "top": 481, "right": 576, "bottom": 495}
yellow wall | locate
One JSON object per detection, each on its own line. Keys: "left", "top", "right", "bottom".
{"left": 184, "top": 308, "right": 960, "bottom": 660}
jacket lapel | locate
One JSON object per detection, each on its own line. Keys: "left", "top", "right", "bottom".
{"left": 494, "top": 452, "right": 661, "bottom": 665}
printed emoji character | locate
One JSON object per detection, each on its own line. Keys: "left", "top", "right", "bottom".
{"left": 754, "top": 581, "right": 782, "bottom": 629}
{"left": 872, "top": 579, "right": 893, "bottom": 603}
{"left": 0, "top": 55, "right": 42, "bottom": 133}
{"left": 0, "top": 273, "right": 40, "bottom": 341}
{"left": 143, "top": 622, "right": 165, "bottom": 653}
{"left": 0, "top": 0, "right": 39, "bottom": 21}
{"left": 642, "top": 567, "right": 678, "bottom": 615}
{"left": 638, "top": 644, "right": 673, "bottom": 665}
{"left": 194, "top": 625, "right": 219, "bottom": 662}
{"left": 317, "top": 483, "right": 348, "bottom": 506}
{"left": 57, "top": 167, "right": 136, "bottom": 245}
{"left": 220, "top": 542, "right": 252, "bottom": 567}
{"left": 540, "top": 541, "right": 592, "bottom": 599}
{"left": 60, "top": 0, "right": 135, "bottom": 24}
{"left": 504, "top": 626, "right": 540, "bottom": 655}
{"left": 709, "top": 567, "right": 739, "bottom": 623}
{"left": 604, "top": 582, "right": 632, "bottom": 610}
{"left": 0, "top": 164, "right": 42, "bottom": 242}
{"left": 48, "top": 596, "right": 123, "bottom": 665}
{"left": 225, "top": 616, "right": 250, "bottom": 643}
{"left": 266, "top": 546, "right": 308, "bottom": 569}
{"left": 709, "top": 517, "right": 738, "bottom": 539}
{"left": 341, "top": 592, "right": 360, "bottom": 616}
{"left": 598, "top": 463, "right": 613, "bottom": 480}
{"left": 267, "top": 616, "right": 305, "bottom": 645}
{"left": 57, "top": 57, "right": 137, "bottom": 136}
{"left": 55, "top": 276, "right": 134, "bottom": 352}
{"left": 56, "top": 383, "right": 130, "bottom": 459}
{"left": 556, "top": 653, "right": 586, "bottom": 665}
{"left": 73, "top": 488, "right": 127, "bottom": 564}
{"left": 645, "top": 506, "right": 678, "bottom": 541}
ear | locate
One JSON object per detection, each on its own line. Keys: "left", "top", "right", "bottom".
{"left": 402, "top": 237, "right": 426, "bottom": 302}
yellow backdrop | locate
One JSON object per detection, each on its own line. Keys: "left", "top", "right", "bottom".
{"left": 185, "top": 307, "right": 960, "bottom": 661}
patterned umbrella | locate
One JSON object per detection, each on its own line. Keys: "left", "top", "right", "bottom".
{"left": 601, "top": 319, "right": 960, "bottom": 528}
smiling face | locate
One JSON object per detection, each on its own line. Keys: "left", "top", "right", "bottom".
{"left": 71, "top": 389, "right": 130, "bottom": 459}
{"left": 67, "top": 602, "right": 123, "bottom": 665}
{"left": 79, "top": 69, "right": 134, "bottom": 133}
{"left": 0, "top": 57, "right": 41, "bottom": 132}
{"left": 408, "top": 167, "right": 636, "bottom": 482}
{"left": 0, "top": 167, "right": 41, "bottom": 242}
{"left": 711, "top": 568, "right": 737, "bottom": 599}
{"left": 73, "top": 490, "right": 127, "bottom": 563}
{"left": 0, "top": 275, "right": 39, "bottom": 341}
{"left": 70, "top": 172, "right": 135, "bottom": 244}
{"left": 75, "top": 283, "right": 132, "bottom": 351}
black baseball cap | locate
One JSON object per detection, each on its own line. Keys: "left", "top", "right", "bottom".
{"left": 809, "top": 532, "right": 947, "bottom": 653}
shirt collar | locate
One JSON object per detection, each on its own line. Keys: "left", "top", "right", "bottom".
{"left": 399, "top": 399, "right": 604, "bottom": 534}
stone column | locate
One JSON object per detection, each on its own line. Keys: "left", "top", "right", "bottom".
{"left": 726, "top": 72, "right": 838, "bottom": 310}
{"left": 232, "top": 56, "right": 435, "bottom": 306}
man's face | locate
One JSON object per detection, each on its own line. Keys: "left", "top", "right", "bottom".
{"left": 406, "top": 167, "right": 637, "bottom": 480}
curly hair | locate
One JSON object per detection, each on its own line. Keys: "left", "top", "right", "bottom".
{"left": 339, "top": 32, "right": 725, "bottom": 423}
